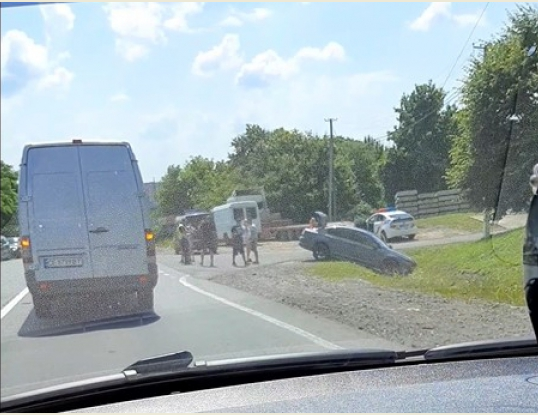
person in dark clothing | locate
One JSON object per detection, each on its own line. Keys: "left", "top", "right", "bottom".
{"left": 176, "top": 224, "right": 192, "bottom": 265}
{"left": 231, "top": 220, "right": 247, "bottom": 267}
{"left": 199, "top": 217, "right": 217, "bottom": 267}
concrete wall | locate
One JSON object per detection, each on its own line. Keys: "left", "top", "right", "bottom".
{"left": 395, "top": 189, "right": 471, "bottom": 218}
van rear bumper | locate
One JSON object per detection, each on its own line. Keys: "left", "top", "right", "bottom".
{"left": 25, "top": 267, "right": 158, "bottom": 297}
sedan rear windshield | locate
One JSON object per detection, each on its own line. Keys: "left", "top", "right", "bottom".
{"left": 388, "top": 213, "right": 414, "bottom": 221}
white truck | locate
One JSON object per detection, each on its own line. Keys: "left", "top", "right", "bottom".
{"left": 211, "top": 200, "right": 262, "bottom": 244}
{"left": 226, "top": 188, "right": 309, "bottom": 241}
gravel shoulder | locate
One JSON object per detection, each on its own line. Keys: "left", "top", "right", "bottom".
{"left": 208, "top": 261, "right": 534, "bottom": 350}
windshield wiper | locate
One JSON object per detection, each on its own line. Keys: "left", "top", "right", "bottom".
{"left": 121, "top": 348, "right": 398, "bottom": 380}
{"left": 418, "top": 336, "right": 538, "bottom": 361}
{"left": 123, "top": 351, "right": 194, "bottom": 377}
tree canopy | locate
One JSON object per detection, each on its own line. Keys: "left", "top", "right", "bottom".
{"left": 446, "top": 4, "right": 538, "bottom": 216}
{"left": 1, "top": 161, "right": 18, "bottom": 231}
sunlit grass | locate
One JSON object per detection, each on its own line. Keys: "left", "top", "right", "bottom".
{"left": 307, "top": 229, "right": 526, "bottom": 306}
{"left": 415, "top": 212, "right": 483, "bottom": 233}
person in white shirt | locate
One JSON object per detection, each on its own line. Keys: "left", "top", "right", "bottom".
{"left": 241, "top": 219, "right": 251, "bottom": 262}
{"left": 247, "top": 219, "right": 259, "bottom": 264}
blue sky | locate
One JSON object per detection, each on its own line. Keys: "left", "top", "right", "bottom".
{"left": 0, "top": 1, "right": 523, "bottom": 182}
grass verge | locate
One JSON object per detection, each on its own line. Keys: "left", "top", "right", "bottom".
{"left": 307, "top": 229, "right": 526, "bottom": 306}
{"left": 415, "top": 212, "right": 483, "bottom": 233}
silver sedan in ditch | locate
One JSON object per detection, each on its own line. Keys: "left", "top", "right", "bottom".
{"left": 299, "top": 225, "right": 417, "bottom": 275}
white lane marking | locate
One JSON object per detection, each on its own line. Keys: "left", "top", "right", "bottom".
{"left": 1, "top": 287, "right": 29, "bottom": 320}
{"left": 179, "top": 276, "right": 342, "bottom": 350}
{"left": 163, "top": 273, "right": 170, "bottom": 276}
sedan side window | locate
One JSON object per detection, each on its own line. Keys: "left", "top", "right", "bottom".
{"left": 348, "top": 230, "right": 379, "bottom": 248}
{"left": 326, "top": 228, "right": 346, "bottom": 239}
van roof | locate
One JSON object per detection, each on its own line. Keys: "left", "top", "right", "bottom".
{"left": 21, "top": 141, "right": 135, "bottom": 164}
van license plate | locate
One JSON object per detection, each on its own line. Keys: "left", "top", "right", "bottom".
{"left": 44, "top": 257, "right": 83, "bottom": 268}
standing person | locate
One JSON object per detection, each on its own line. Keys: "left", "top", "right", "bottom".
{"left": 231, "top": 220, "right": 247, "bottom": 267}
{"left": 199, "top": 217, "right": 217, "bottom": 267}
{"left": 177, "top": 224, "right": 192, "bottom": 265}
{"left": 247, "top": 219, "right": 259, "bottom": 264}
{"left": 186, "top": 223, "right": 197, "bottom": 264}
{"left": 242, "top": 219, "right": 251, "bottom": 263}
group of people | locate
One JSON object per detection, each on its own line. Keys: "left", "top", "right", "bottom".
{"left": 175, "top": 216, "right": 259, "bottom": 268}
{"left": 231, "top": 218, "right": 259, "bottom": 267}
{"left": 176, "top": 217, "right": 217, "bottom": 267}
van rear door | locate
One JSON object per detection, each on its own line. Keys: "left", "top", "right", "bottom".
{"left": 79, "top": 145, "right": 148, "bottom": 279}
{"left": 27, "top": 146, "right": 92, "bottom": 281}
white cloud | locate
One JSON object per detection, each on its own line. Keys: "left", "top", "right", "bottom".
{"left": 38, "top": 67, "right": 74, "bottom": 90}
{"left": 220, "top": 7, "right": 272, "bottom": 27}
{"left": 236, "top": 50, "right": 299, "bottom": 87}
{"left": 1, "top": 30, "right": 73, "bottom": 97}
{"left": 295, "top": 42, "right": 346, "bottom": 61}
{"left": 103, "top": 2, "right": 205, "bottom": 61}
{"left": 164, "top": 2, "right": 204, "bottom": 32}
{"left": 115, "top": 38, "right": 149, "bottom": 62}
{"left": 192, "top": 34, "right": 243, "bottom": 77}
{"left": 110, "top": 93, "right": 130, "bottom": 102}
{"left": 409, "top": 2, "right": 451, "bottom": 31}
{"left": 40, "top": 3, "right": 75, "bottom": 33}
{"left": 409, "top": 2, "right": 486, "bottom": 31}
{"left": 103, "top": 2, "right": 166, "bottom": 42}
{"left": 236, "top": 42, "right": 346, "bottom": 87}
{"left": 220, "top": 16, "right": 243, "bottom": 27}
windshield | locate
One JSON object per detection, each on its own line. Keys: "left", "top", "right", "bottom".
{"left": 1, "top": 1, "right": 537, "bottom": 401}
{"left": 386, "top": 213, "right": 414, "bottom": 221}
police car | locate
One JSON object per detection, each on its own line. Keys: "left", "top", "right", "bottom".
{"left": 365, "top": 208, "right": 418, "bottom": 243}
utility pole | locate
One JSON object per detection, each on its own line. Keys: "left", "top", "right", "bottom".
{"left": 325, "top": 118, "right": 337, "bottom": 222}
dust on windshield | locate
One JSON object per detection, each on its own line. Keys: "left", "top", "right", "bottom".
{"left": 1, "top": 1, "right": 536, "bottom": 400}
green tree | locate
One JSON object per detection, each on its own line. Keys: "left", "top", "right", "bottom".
{"left": 445, "top": 109, "right": 472, "bottom": 190}
{"left": 1, "top": 161, "right": 18, "bottom": 231}
{"left": 451, "top": 4, "right": 538, "bottom": 216}
{"left": 228, "top": 125, "right": 385, "bottom": 223}
{"left": 155, "top": 165, "right": 186, "bottom": 217}
{"left": 381, "top": 81, "right": 457, "bottom": 199}
{"left": 178, "top": 157, "right": 245, "bottom": 210}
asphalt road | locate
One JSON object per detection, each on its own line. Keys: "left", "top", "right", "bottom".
{"left": 1, "top": 242, "right": 402, "bottom": 399}
{"left": 0, "top": 230, "right": 508, "bottom": 399}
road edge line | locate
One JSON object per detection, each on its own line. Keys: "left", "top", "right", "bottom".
{"left": 1, "top": 287, "right": 29, "bottom": 320}
{"left": 178, "top": 276, "right": 342, "bottom": 350}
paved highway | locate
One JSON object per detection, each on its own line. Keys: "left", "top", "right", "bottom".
{"left": 1, "top": 243, "right": 401, "bottom": 399}
{"left": 0, "top": 230, "right": 512, "bottom": 398}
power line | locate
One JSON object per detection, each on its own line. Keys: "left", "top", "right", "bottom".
{"left": 367, "top": 3, "right": 489, "bottom": 144}
{"left": 441, "top": 2, "right": 490, "bottom": 89}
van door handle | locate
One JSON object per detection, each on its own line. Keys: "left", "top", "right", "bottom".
{"left": 89, "top": 227, "right": 109, "bottom": 233}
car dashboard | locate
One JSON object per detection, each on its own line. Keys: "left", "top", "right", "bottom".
{"left": 65, "top": 355, "right": 538, "bottom": 413}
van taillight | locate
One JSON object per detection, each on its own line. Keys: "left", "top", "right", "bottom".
{"left": 21, "top": 236, "right": 33, "bottom": 268}
{"left": 145, "top": 230, "right": 156, "bottom": 257}
{"left": 145, "top": 230, "right": 154, "bottom": 242}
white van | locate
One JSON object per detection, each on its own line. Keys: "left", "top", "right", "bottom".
{"left": 17, "top": 140, "right": 158, "bottom": 318}
{"left": 211, "top": 201, "right": 261, "bottom": 244}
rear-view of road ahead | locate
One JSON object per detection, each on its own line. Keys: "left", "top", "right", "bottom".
{"left": 1, "top": 243, "right": 402, "bottom": 399}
